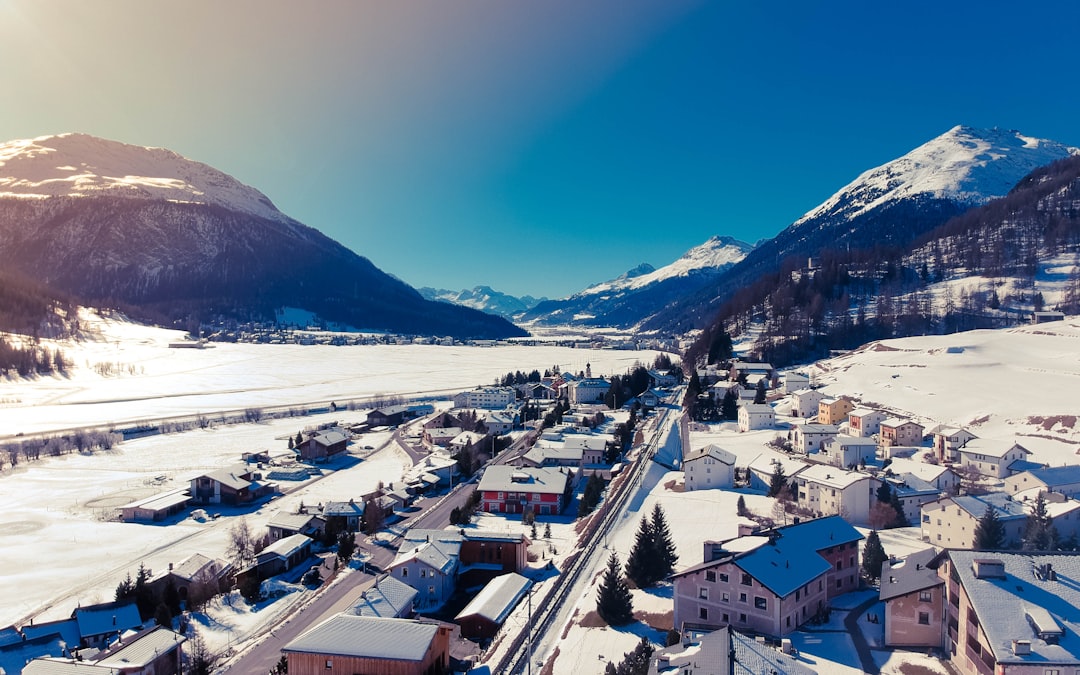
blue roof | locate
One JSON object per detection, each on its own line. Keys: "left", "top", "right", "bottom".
{"left": 735, "top": 516, "right": 862, "bottom": 597}
{"left": 953, "top": 493, "right": 1028, "bottom": 521}
{"left": 1028, "top": 464, "right": 1080, "bottom": 486}
{"left": 73, "top": 601, "right": 142, "bottom": 640}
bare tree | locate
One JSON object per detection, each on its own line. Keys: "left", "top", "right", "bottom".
{"left": 228, "top": 519, "right": 257, "bottom": 568}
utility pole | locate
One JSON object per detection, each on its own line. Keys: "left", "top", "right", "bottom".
{"left": 526, "top": 586, "right": 533, "bottom": 675}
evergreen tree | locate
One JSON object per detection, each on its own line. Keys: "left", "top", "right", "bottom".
{"left": 862, "top": 530, "right": 888, "bottom": 581}
{"left": 721, "top": 389, "right": 739, "bottom": 421}
{"left": 544, "top": 522, "right": 552, "bottom": 539}
{"left": 753, "top": 378, "right": 767, "bottom": 404}
{"left": 650, "top": 503, "right": 679, "bottom": 582}
{"left": 974, "top": 504, "right": 1006, "bottom": 550}
{"left": 888, "top": 489, "right": 909, "bottom": 527}
{"left": 294, "top": 431, "right": 303, "bottom": 448}
{"left": 336, "top": 531, "right": 356, "bottom": 563}
{"left": 1023, "top": 493, "right": 1058, "bottom": 550}
{"left": 767, "top": 461, "right": 787, "bottom": 498}
{"left": 596, "top": 552, "right": 634, "bottom": 626}
{"left": 876, "top": 481, "right": 892, "bottom": 504}
{"left": 736, "top": 495, "right": 749, "bottom": 518}
{"left": 624, "top": 516, "right": 654, "bottom": 587}
{"left": 154, "top": 602, "right": 172, "bottom": 628}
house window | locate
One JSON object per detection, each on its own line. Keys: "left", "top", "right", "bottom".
{"left": 325, "top": 659, "right": 333, "bottom": 669}
{"left": 722, "top": 592, "right": 729, "bottom": 602}
{"left": 699, "top": 607, "right": 708, "bottom": 620}
{"left": 428, "top": 585, "right": 435, "bottom": 594}
{"left": 719, "top": 573, "right": 729, "bottom": 583}
{"left": 401, "top": 568, "right": 408, "bottom": 577}
{"left": 705, "top": 570, "right": 716, "bottom": 582}
{"left": 699, "top": 587, "right": 708, "bottom": 600}
{"left": 739, "top": 593, "right": 747, "bottom": 603}
{"left": 919, "top": 590, "right": 933, "bottom": 602}
{"left": 918, "top": 612, "right": 930, "bottom": 625}
{"left": 741, "top": 573, "right": 752, "bottom": 586}
{"left": 836, "top": 560, "right": 842, "bottom": 571}
{"left": 754, "top": 597, "right": 767, "bottom": 610}
{"left": 739, "top": 613, "right": 747, "bottom": 623}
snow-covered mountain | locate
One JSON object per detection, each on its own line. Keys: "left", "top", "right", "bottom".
{"left": 418, "top": 286, "right": 547, "bottom": 320}
{"left": 520, "top": 236, "right": 753, "bottom": 328}
{"left": 0, "top": 133, "right": 525, "bottom": 339}
{"left": 645, "top": 126, "right": 1079, "bottom": 332}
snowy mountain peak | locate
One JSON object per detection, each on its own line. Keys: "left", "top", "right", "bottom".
{"left": 578, "top": 236, "right": 753, "bottom": 297}
{"left": 0, "top": 133, "right": 289, "bottom": 223}
{"left": 795, "top": 125, "right": 1079, "bottom": 227}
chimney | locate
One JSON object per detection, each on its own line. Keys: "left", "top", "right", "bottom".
{"left": 1012, "top": 639, "right": 1031, "bottom": 655}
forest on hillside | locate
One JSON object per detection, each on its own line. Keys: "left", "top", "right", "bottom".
{"left": 686, "top": 155, "right": 1080, "bottom": 370}
{"left": 0, "top": 270, "right": 78, "bottom": 377}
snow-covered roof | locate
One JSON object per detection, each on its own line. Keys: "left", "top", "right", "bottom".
{"left": 1026, "top": 465, "right": 1080, "bottom": 487}
{"left": 94, "top": 627, "right": 185, "bottom": 669}
{"left": 886, "top": 458, "right": 953, "bottom": 483}
{"left": 73, "top": 601, "right": 142, "bottom": 640}
{"left": 959, "top": 439, "right": 1030, "bottom": 459}
{"left": 322, "top": 500, "right": 364, "bottom": 517}
{"left": 455, "top": 573, "right": 531, "bottom": 626}
{"left": 313, "top": 430, "right": 348, "bottom": 447}
{"left": 734, "top": 516, "right": 862, "bottom": 597}
{"left": 260, "top": 533, "right": 312, "bottom": 559}
{"left": 949, "top": 550, "right": 1080, "bottom": 667}
{"left": 354, "top": 575, "right": 418, "bottom": 618}
{"left": 793, "top": 423, "right": 839, "bottom": 434}
{"left": 849, "top": 408, "right": 882, "bottom": 418}
{"left": 652, "top": 625, "right": 814, "bottom": 675}
{"left": 118, "top": 489, "right": 190, "bottom": 512}
{"left": 881, "top": 417, "right": 922, "bottom": 429}
{"left": 391, "top": 541, "right": 456, "bottom": 575}
{"left": 830, "top": 434, "right": 878, "bottom": 447}
{"left": 799, "top": 464, "right": 875, "bottom": 489}
{"left": 879, "top": 548, "right": 942, "bottom": 601}
{"left": 684, "top": 444, "right": 736, "bottom": 466}
{"left": 283, "top": 615, "right": 439, "bottom": 661}
{"left": 198, "top": 467, "right": 252, "bottom": 490}
{"left": 952, "top": 493, "right": 1028, "bottom": 521}
{"left": 477, "top": 465, "right": 569, "bottom": 495}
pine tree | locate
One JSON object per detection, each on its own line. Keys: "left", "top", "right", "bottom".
{"left": 736, "top": 495, "right": 749, "bottom": 518}
{"left": 862, "top": 530, "right": 888, "bottom": 581}
{"left": 888, "top": 489, "right": 909, "bottom": 528}
{"left": 336, "top": 531, "right": 356, "bottom": 563}
{"left": 1023, "top": 493, "right": 1058, "bottom": 550}
{"left": 767, "top": 461, "right": 787, "bottom": 498}
{"left": 596, "top": 552, "right": 634, "bottom": 626}
{"left": 650, "top": 503, "right": 678, "bottom": 582}
{"left": 624, "top": 516, "right": 654, "bottom": 587}
{"left": 974, "top": 504, "right": 1005, "bottom": 550}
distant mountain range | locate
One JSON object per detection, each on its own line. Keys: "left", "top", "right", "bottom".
{"left": 418, "top": 286, "right": 547, "bottom": 321}
{"left": 0, "top": 133, "right": 525, "bottom": 339}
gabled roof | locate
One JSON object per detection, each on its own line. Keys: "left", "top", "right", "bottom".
{"left": 455, "top": 573, "right": 531, "bottom": 625}
{"left": 684, "top": 444, "right": 736, "bottom": 466}
{"left": 799, "top": 464, "right": 876, "bottom": 489}
{"left": 283, "top": 615, "right": 439, "bottom": 661}
{"left": 959, "top": 439, "right": 1030, "bottom": 459}
{"left": 73, "top": 601, "right": 142, "bottom": 639}
{"left": 477, "top": 465, "right": 569, "bottom": 495}
{"left": 323, "top": 500, "right": 364, "bottom": 517}
{"left": 881, "top": 417, "right": 922, "bottom": 429}
{"left": 650, "top": 625, "right": 814, "bottom": 675}
{"left": 313, "top": 430, "right": 348, "bottom": 447}
{"left": 354, "top": 575, "right": 418, "bottom": 618}
{"left": 269, "top": 511, "right": 322, "bottom": 531}
{"left": 1027, "top": 465, "right": 1080, "bottom": 487}
{"left": 94, "top": 627, "right": 185, "bottom": 669}
{"left": 198, "top": 467, "right": 251, "bottom": 490}
{"left": 879, "top": 548, "right": 943, "bottom": 601}
{"left": 169, "top": 552, "right": 230, "bottom": 583}
{"left": 260, "top": 533, "right": 312, "bottom": 559}
{"left": 849, "top": 408, "right": 883, "bottom": 419}
{"left": 735, "top": 516, "right": 862, "bottom": 597}
{"left": 793, "top": 422, "right": 839, "bottom": 434}
{"left": 952, "top": 493, "right": 1029, "bottom": 521}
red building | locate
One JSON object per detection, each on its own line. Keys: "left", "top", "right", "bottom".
{"left": 476, "top": 466, "right": 571, "bottom": 516}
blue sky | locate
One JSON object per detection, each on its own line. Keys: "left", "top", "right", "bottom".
{"left": 2, "top": 0, "right": 1080, "bottom": 298}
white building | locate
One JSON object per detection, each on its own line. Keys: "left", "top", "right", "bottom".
{"left": 791, "top": 422, "right": 839, "bottom": 454}
{"left": 567, "top": 378, "right": 610, "bottom": 405}
{"left": 928, "top": 425, "right": 977, "bottom": 463}
{"left": 848, "top": 408, "right": 887, "bottom": 438}
{"left": 795, "top": 465, "right": 880, "bottom": 525}
{"left": 821, "top": 435, "right": 879, "bottom": 468}
{"left": 452, "top": 387, "right": 516, "bottom": 410}
{"left": 683, "top": 444, "right": 736, "bottom": 491}
{"left": 789, "top": 388, "right": 825, "bottom": 419}
{"left": 782, "top": 372, "right": 810, "bottom": 394}
{"left": 738, "top": 403, "right": 775, "bottom": 432}
{"left": 957, "top": 440, "right": 1034, "bottom": 479}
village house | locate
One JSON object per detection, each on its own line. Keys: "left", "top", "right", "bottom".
{"left": 682, "top": 445, "right": 736, "bottom": 491}
{"left": 937, "top": 550, "right": 1080, "bottom": 675}
{"left": 453, "top": 386, "right": 516, "bottom": 409}
{"left": 885, "top": 457, "right": 960, "bottom": 493}
{"left": 365, "top": 405, "right": 409, "bottom": 427}
{"left": 879, "top": 548, "right": 944, "bottom": 649}
{"left": 267, "top": 510, "right": 324, "bottom": 542}
{"left": 737, "top": 402, "right": 775, "bottom": 432}
{"left": 729, "top": 360, "right": 774, "bottom": 385}
{"left": 671, "top": 516, "right": 862, "bottom": 637}
{"left": 519, "top": 445, "right": 583, "bottom": 469}
{"left": 957, "top": 439, "right": 1036, "bottom": 479}
{"left": 647, "top": 625, "right": 814, "bottom": 675}
{"left": 648, "top": 368, "right": 680, "bottom": 388}
{"left": 22, "top": 626, "right": 185, "bottom": 675}
{"left": 818, "top": 397, "right": 854, "bottom": 425}
{"left": 454, "top": 572, "right": 532, "bottom": 641}
{"left": 790, "top": 422, "right": 839, "bottom": 454}
{"left": 880, "top": 418, "right": 925, "bottom": 448}
{"left": 189, "top": 465, "right": 274, "bottom": 505}
{"left": 928, "top": 425, "right": 977, "bottom": 464}
{"left": 1031, "top": 310, "right": 1066, "bottom": 324}
{"left": 782, "top": 371, "right": 810, "bottom": 394}
{"left": 747, "top": 452, "right": 810, "bottom": 493}
{"left": 820, "top": 435, "right": 879, "bottom": 468}
{"left": 322, "top": 500, "right": 365, "bottom": 532}
{"left": 484, "top": 411, "right": 514, "bottom": 434}
{"left": 477, "top": 465, "right": 571, "bottom": 516}
{"left": 916, "top": 492, "right": 1080, "bottom": 549}
{"left": 252, "top": 533, "right": 313, "bottom": 579}
{"left": 71, "top": 600, "right": 145, "bottom": 649}
{"left": 848, "top": 408, "right": 887, "bottom": 438}
{"left": 422, "top": 426, "right": 462, "bottom": 450}
{"left": 883, "top": 473, "right": 945, "bottom": 525}
{"left": 148, "top": 553, "right": 232, "bottom": 608}
{"left": 297, "top": 429, "right": 349, "bottom": 461}
{"left": 1004, "top": 464, "right": 1080, "bottom": 498}
{"left": 795, "top": 465, "right": 880, "bottom": 525}
{"left": 353, "top": 574, "right": 418, "bottom": 619}
{"left": 789, "top": 388, "right": 826, "bottom": 419}
{"left": 119, "top": 489, "right": 191, "bottom": 523}
{"left": 282, "top": 615, "right": 451, "bottom": 675}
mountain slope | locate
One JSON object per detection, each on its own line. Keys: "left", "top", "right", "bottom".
{"left": 0, "top": 134, "right": 525, "bottom": 339}
{"left": 648, "top": 126, "right": 1079, "bottom": 332}
{"left": 520, "top": 235, "right": 753, "bottom": 328}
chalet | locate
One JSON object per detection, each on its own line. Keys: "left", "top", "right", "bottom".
{"left": 253, "top": 533, "right": 313, "bottom": 579}
{"left": 647, "top": 625, "right": 813, "bottom": 675}
{"left": 73, "top": 600, "right": 144, "bottom": 649}
{"left": 297, "top": 429, "right": 349, "bottom": 461}
{"left": 366, "top": 405, "right": 410, "bottom": 427}
{"left": 148, "top": 553, "right": 232, "bottom": 608}
{"left": 957, "top": 440, "right": 1035, "bottom": 479}
{"left": 936, "top": 550, "right": 1080, "bottom": 675}
{"left": 820, "top": 435, "right": 879, "bottom": 468}
{"left": 454, "top": 573, "right": 532, "bottom": 641}
{"left": 520, "top": 381, "right": 556, "bottom": 400}
{"left": 477, "top": 465, "right": 571, "bottom": 516}
{"left": 189, "top": 466, "right": 274, "bottom": 505}
{"left": 354, "top": 574, "right": 419, "bottom": 619}
{"left": 671, "top": 516, "right": 862, "bottom": 637}
{"left": 23, "top": 626, "right": 185, "bottom": 675}
{"left": 423, "top": 426, "right": 462, "bottom": 450}
{"left": 789, "top": 388, "right": 825, "bottom": 419}
{"left": 795, "top": 465, "right": 880, "bottom": 525}
{"left": 268, "top": 511, "right": 324, "bottom": 542}
{"left": 928, "top": 425, "right": 977, "bottom": 463}
{"left": 817, "top": 397, "right": 854, "bottom": 425}
{"left": 879, "top": 548, "right": 944, "bottom": 648}
{"left": 683, "top": 445, "right": 736, "bottom": 491}
{"left": 648, "top": 369, "right": 679, "bottom": 388}
{"left": 848, "top": 408, "right": 887, "bottom": 438}
{"left": 119, "top": 489, "right": 191, "bottom": 523}
{"left": 282, "top": 615, "right": 451, "bottom": 675}
{"left": 322, "top": 500, "right": 365, "bottom": 532}
{"left": 1004, "top": 464, "right": 1080, "bottom": 498}
{"left": 880, "top": 418, "right": 925, "bottom": 448}
{"left": 729, "top": 361, "right": 774, "bottom": 385}
{"left": 519, "top": 445, "right": 583, "bottom": 469}
{"left": 791, "top": 422, "right": 839, "bottom": 454}
{"left": 737, "top": 403, "right": 775, "bottom": 432}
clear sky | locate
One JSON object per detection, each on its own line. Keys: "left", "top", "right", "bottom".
{"left": 2, "top": 0, "right": 1079, "bottom": 299}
